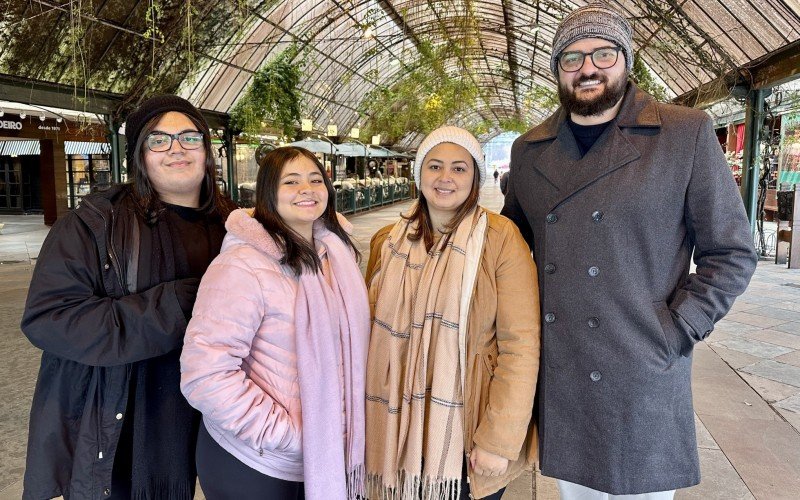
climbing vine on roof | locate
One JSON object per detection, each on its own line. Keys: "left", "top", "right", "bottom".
{"left": 631, "top": 54, "right": 670, "bottom": 102}
{"left": 360, "top": 0, "right": 488, "bottom": 145}
{"left": 360, "top": 40, "right": 480, "bottom": 144}
{"left": 0, "top": 1, "right": 251, "bottom": 119}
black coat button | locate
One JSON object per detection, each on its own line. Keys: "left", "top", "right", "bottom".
{"left": 588, "top": 317, "right": 600, "bottom": 328}
{"left": 590, "top": 371, "right": 602, "bottom": 382}
{"left": 544, "top": 313, "right": 556, "bottom": 323}
{"left": 592, "top": 210, "right": 604, "bottom": 222}
{"left": 546, "top": 213, "right": 558, "bottom": 224}
{"left": 588, "top": 266, "right": 600, "bottom": 277}
{"left": 544, "top": 263, "right": 556, "bottom": 274}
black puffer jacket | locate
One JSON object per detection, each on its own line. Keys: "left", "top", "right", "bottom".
{"left": 21, "top": 185, "right": 205, "bottom": 499}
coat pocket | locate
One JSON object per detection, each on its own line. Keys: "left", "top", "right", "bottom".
{"left": 477, "top": 345, "right": 499, "bottom": 416}
{"left": 653, "top": 301, "right": 682, "bottom": 361}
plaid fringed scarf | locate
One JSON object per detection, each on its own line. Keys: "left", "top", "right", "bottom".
{"left": 365, "top": 207, "right": 484, "bottom": 500}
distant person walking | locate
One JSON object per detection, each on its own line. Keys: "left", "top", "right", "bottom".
{"left": 502, "top": 2, "right": 757, "bottom": 499}
{"left": 493, "top": 168, "right": 500, "bottom": 183}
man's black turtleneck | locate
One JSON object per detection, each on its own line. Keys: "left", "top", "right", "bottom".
{"left": 568, "top": 116, "right": 612, "bottom": 157}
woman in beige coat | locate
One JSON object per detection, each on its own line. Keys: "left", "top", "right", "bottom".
{"left": 365, "top": 126, "right": 541, "bottom": 499}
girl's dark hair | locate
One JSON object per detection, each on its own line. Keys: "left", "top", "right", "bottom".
{"left": 128, "top": 112, "right": 233, "bottom": 224}
{"left": 403, "top": 157, "right": 481, "bottom": 252}
{"left": 253, "top": 146, "right": 359, "bottom": 275}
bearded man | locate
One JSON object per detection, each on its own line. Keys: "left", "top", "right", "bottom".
{"left": 501, "top": 2, "right": 757, "bottom": 499}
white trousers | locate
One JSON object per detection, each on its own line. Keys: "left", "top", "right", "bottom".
{"left": 557, "top": 480, "right": 676, "bottom": 500}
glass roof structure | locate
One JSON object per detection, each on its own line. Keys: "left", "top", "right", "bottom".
{"left": 2, "top": 1, "right": 799, "bottom": 147}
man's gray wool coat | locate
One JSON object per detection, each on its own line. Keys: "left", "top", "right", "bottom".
{"left": 501, "top": 82, "right": 757, "bottom": 495}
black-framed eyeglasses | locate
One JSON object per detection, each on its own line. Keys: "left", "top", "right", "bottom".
{"left": 558, "top": 46, "right": 622, "bottom": 72}
{"left": 145, "top": 131, "right": 204, "bottom": 152}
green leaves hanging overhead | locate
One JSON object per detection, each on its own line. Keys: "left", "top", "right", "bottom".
{"left": 229, "top": 45, "right": 304, "bottom": 138}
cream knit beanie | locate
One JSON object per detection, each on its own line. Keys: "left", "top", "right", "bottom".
{"left": 414, "top": 126, "right": 486, "bottom": 187}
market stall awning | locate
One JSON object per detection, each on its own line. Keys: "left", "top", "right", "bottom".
{"left": 286, "top": 138, "right": 339, "bottom": 154}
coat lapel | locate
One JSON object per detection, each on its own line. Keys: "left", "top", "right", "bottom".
{"left": 556, "top": 124, "right": 641, "bottom": 208}
{"left": 523, "top": 108, "right": 580, "bottom": 193}
{"left": 524, "top": 82, "right": 661, "bottom": 211}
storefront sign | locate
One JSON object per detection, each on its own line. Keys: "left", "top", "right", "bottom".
{"left": 38, "top": 124, "right": 63, "bottom": 131}
{"left": 0, "top": 120, "right": 23, "bottom": 130}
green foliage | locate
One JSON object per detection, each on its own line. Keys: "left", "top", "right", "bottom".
{"left": 229, "top": 45, "right": 304, "bottom": 137}
{"left": 1, "top": 0, "right": 259, "bottom": 118}
{"left": 468, "top": 120, "right": 494, "bottom": 137}
{"left": 631, "top": 53, "right": 670, "bottom": 102}
{"left": 523, "top": 86, "right": 559, "bottom": 115}
{"left": 498, "top": 116, "right": 529, "bottom": 134}
{"left": 361, "top": 41, "right": 479, "bottom": 144}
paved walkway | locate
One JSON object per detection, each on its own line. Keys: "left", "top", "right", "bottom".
{"left": 1, "top": 184, "right": 799, "bottom": 499}
{"left": 0, "top": 215, "right": 47, "bottom": 265}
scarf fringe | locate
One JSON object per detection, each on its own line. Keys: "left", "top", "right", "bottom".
{"left": 348, "top": 463, "right": 367, "bottom": 500}
{"left": 366, "top": 471, "right": 462, "bottom": 500}
{"left": 131, "top": 478, "right": 194, "bottom": 500}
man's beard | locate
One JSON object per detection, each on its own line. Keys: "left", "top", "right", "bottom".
{"left": 558, "top": 72, "right": 627, "bottom": 117}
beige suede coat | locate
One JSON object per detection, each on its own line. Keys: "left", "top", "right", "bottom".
{"left": 366, "top": 210, "right": 541, "bottom": 498}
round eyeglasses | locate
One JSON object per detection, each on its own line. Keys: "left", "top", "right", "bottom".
{"left": 558, "top": 47, "right": 622, "bottom": 73}
{"left": 146, "top": 131, "right": 204, "bottom": 152}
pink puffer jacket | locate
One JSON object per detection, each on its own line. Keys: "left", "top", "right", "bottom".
{"left": 181, "top": 209, "right": 311, "bottom": 481}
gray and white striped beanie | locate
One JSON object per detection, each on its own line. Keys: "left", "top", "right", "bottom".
{"left": 550, "top": 1, "right": 634, "bottom": 75}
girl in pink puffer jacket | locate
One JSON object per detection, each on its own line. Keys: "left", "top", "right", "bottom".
{"left": 180, "top": 147, "right": 370, "bottom": 500}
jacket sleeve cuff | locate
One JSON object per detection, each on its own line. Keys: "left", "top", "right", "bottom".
{"left": 473, "top": 428, "right": 523, "bottom": 461}
{"left": 671, "top": 289, "right": 715, "bottom": 342}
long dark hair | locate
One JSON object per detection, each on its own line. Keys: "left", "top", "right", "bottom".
{"left": 404, "top": 157, "right": 481, "bottom": 252}
{"left": 253, "top": 146, "right": 359, "bottom": 275}
{"left": 128, "top": 112, "right": 232, "bottom": 223}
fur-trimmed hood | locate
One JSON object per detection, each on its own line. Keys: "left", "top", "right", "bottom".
{"left": 222, "top": 208, "right": 353, "bottom": 260}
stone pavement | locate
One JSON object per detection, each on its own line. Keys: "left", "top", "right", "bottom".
{"left": 0, "top": 215, "right": 47, "bottom": 264}
{"left": 1, "top": 184, "right": 799, "bottom": 499}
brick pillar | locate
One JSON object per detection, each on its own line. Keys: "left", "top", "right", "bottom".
{"left": 39, "top": 139, "right": 69, "bottom": 226}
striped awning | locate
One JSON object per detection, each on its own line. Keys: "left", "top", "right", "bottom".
{"left": 65, "top": 141, "right": 110, "bottom": 155}
{"left": 0, "top": 140, "right": 40, "bottom": 156}
{"left": 0, "top": 141, "right": 111, "bottom": 156}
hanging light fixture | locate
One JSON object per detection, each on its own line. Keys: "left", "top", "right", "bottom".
{"left": 40, "top": 114, "right": 46, "bottom": 122}
{"left": 56, "top": 117, "right": 63, "bottom": 123}
{"left": 19, "top": 112, "right": 26, "bottom": 119}
{"left": 0, "top": 109, "right": 4, "bottom": 117}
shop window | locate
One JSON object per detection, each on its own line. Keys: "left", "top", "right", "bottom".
{"left": 0, "top": 158, "right": 23, "bottom": 211}
{"left": 66, "top": 154, "right": 111, "bottom": 208}
{"left": 234, "top": 144, "right": 258, "bottom": 207}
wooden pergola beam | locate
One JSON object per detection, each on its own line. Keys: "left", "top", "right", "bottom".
{"left": 672, "top": 40, "right": 800, "bottom": 108}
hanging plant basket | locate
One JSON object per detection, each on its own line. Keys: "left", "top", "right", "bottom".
{"left": 229, "top": 45, "right": 304, "bottom": 137}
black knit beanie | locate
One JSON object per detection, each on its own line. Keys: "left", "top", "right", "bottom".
{"left": 124, "top": 95, "right": 208, "bottom": 166}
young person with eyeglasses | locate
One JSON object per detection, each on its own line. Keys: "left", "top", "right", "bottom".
{"left": 21, "top": 95, "right": 234, "bottom": 499}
